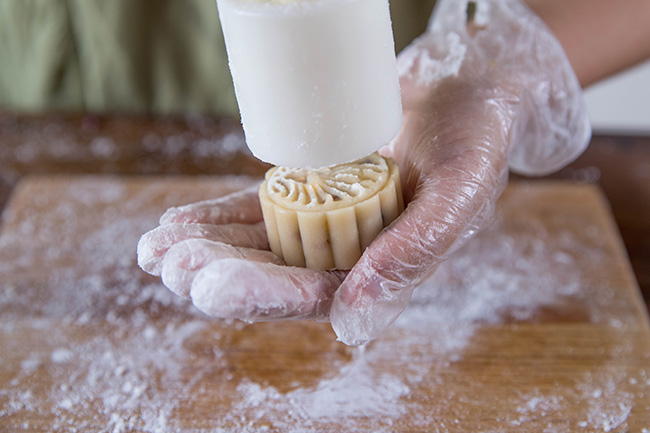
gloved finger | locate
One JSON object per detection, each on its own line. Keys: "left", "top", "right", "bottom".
{"left": 332, "top": 105, "right": 509, "bottom": 346}
{"left": 189, "top": 259, "right": 347, "bottom": 323}
{"left": 137, "top": 222, "right": 268, "bottom": 276}
{"left": 161, "top": 238, "right": 284, "bottom": 299}
{"left": 159, "top": 183, "right": 262, "bottom": 225}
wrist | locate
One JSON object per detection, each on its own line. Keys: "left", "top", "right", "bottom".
{"left": 407, "top": 0, "right": 591, "bottom": 176}
{"left": 525, "top": 0, "right": 650, "bottom": 87}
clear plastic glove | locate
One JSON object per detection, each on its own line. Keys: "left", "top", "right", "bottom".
{"left": 137, "top": 0, "right": 590, "bottom": 345}
{"left": 137, "top": 186, "right": 348, "bottom": 320}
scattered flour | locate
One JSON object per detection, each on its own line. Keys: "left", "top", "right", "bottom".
{"left": 0, "top": 115, "right": 251, "bottom": 215}
{"left": 50, "top": 349, "right": 74, "bottom": 364}
{"left": 0, "top": 178, "right": 645, "bottom": 431}
{"left": 231, "top": 348, "right": 411, "bottom": 431}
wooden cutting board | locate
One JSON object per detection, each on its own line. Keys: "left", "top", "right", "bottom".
{"left": 0, "top": 175, "right": 649, "bottom": 433}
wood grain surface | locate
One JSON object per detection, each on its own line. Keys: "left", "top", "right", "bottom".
{"left": 1, "top": 113, "right": 648, "bottom": 308}
{"left": 0, "top": 176, "right": 649, "bottom": 432}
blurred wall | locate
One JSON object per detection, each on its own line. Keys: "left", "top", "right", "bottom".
{"left": 584, "top": 59, "right": 650, "bottom": 135}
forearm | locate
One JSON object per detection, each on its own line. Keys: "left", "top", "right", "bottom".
{"left": 525, "top": 0, "right": 650, "bottom": 87}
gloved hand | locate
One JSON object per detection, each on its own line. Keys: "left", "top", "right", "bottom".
{"left": 137, "top": 0, "right": 590, "bottom": 345}
{"left": 138, "top": 185, "right": 348, "bottom": 321}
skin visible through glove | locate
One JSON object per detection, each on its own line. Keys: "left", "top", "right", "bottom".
{"left": 259, "top": 153, "right": 404, "bottom": 270}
